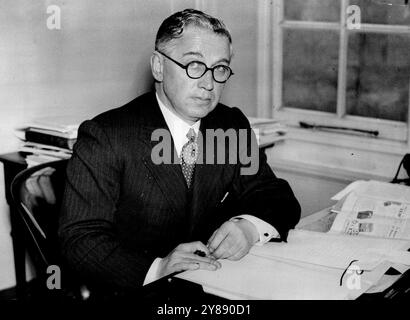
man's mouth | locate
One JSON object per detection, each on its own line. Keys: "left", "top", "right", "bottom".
{"left": 194, "top": 96, "right": 212, "bottom": 103}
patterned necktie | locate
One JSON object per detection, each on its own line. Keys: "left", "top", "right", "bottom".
{"left": 181, "top": 128, "right": 198, "bottom": 188}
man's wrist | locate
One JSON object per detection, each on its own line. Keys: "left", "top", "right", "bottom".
{"left": 230, "top": 214, "right": 279, "bottom": 244}
{"left": 234, "top": 218, "right": 259, "bottom": 244}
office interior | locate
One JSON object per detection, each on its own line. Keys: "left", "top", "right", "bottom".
{"left": 0, "top": 0, "right": 409, "bottom": 294}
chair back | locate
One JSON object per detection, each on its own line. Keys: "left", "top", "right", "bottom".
{"left": 10, "top": 160, "right": 88, "bottom": 299}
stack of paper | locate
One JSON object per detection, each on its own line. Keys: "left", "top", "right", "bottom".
{"left": 247, "top": 117, "right": 287, "bottom": 146}
{"left": 25, "top": 115, "right": 81, "bottom": 136}
{"left": 22, "top": 142, "right": 72, "bottom": 167}
{"left": 15, "top": 115, "right": 83, "bottom": 167}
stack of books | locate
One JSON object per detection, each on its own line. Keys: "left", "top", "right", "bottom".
{"left": 16, "top": 116, "right": 81, "bottom": 167}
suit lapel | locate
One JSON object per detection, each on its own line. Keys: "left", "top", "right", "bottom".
{"left": 189, "top": 113, "right": 225, "bottom": 232}
{"left": 139, "top": 94, "right": 188, "bottom": 215}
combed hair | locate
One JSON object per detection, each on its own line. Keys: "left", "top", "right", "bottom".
{"left": 155, "top": 8, "right": 232, "bottom": 52}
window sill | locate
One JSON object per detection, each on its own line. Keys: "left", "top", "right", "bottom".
{"left": 264, "top": 125, "right": 409, "bottom": 182}
{"left": 286, "top": 126, "right": 409, "bottom": 156}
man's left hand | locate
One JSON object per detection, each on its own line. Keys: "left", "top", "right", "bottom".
{"left": 207, "top": 219, "right": 259, "bottom": 260}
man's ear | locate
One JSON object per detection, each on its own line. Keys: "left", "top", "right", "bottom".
{"left": 151, "top": 51, "right": 163, "bottom": 82}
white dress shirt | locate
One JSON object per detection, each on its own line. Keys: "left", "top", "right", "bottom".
{"left": 143, "top": 93, "right": 279, "bottom": 285}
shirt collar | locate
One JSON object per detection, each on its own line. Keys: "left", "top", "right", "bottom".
{"left": 156, "top": 92, "right": 201, "bottom": 156}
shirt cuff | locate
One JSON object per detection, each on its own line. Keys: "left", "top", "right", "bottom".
{"left": 231, "top": 214, "right": 279, "bottom": 245}
{"left": 143, "top": 257, "right": 163, "bottom": 286}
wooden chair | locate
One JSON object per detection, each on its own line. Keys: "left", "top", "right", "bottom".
{"left": 10, "top": 160, "right": 90, "bottom": 300}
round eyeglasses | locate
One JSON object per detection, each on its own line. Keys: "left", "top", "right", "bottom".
{"left": 157, "top": 50, "right": 234, "bottom": 84}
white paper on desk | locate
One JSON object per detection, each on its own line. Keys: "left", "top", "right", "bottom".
{"left": 370, "top": 249, "right": 410, "bottom": 266}
{"left": 176, "top": 254, "right": 392, "bottom": 300}
{"left": 250, "top": 229, "right": 410, "bottom": 271}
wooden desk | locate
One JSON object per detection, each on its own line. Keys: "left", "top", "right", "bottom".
{"left": 0, "top": 152, "right": 28, "bottom": 298}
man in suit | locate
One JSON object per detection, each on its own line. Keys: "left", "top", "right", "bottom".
{"left": 58, "top": 9, "right": 300, "bottom": 293}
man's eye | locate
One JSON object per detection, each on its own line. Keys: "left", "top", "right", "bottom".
{"left": 215, "top": 65, "right": 229, "bottom": 73}
{"left": 188, "top": 61, "right": 203, "bottom": 70}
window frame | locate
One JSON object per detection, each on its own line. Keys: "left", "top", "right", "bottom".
{"left": 270, "top": 0, "right": 410, "bottom": 144}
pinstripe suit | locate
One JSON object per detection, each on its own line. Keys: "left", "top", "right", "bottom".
{"left": 58, "top": 91, "right": 300, "bottom": 292}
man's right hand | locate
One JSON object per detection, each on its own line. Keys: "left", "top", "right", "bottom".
{"left": 157, "top": 241, "right": 221, "bottom": 278}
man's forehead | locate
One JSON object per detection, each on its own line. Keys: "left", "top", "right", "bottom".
{"left": 182, "top": 51, "right": 231, "bottom": 65}
{"left": 171, "top": 26, "right": 231, "bottom": 60}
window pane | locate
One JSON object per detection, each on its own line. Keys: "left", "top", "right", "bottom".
{"left": 283, "top": 30, "right": 339, "bottom": 113}
{"left": 284, "top": 0, "right": 340, "bottom": 22}
{"left": 350, "top": 0, "right": 410, "bottom": 25}
{"left": 346, "top": 33, "right": 410, "bottom": 122}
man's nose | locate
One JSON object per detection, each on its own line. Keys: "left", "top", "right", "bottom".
{"left": 198, "top": 69, "right": 214, "bottom": 91}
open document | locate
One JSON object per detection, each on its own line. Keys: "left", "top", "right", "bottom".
{"left": 330, "top": 180, "right": 410, "bottom": 240}
{"left": 250, "top": 229, "right": 410, "bottom": 270}
{"left": 176, "top": 228, "right": 410, "bottom": 300}
{"left": 176, "top": 244, "right": 394, "bottom": 300}
{"left": 176, "top": 181, "right": 410, "bottom": 300}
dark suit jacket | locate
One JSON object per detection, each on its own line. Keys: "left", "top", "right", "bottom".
{"left": 58, "top": 91, "right": 300, "bottom": 292}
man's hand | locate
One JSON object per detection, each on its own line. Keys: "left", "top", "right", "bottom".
{"left": 207, "top": 219, "right": 259, "bottom": 260}
{"left": 158, "top": 241, "right": 221, "bottom": 278}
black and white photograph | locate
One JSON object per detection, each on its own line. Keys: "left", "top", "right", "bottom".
{"left": 0, "top": 0, "right": 409, "bottom": 313}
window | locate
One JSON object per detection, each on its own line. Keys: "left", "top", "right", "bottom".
{"left": 272, "top": 0, "right": 410, "bottom": 142}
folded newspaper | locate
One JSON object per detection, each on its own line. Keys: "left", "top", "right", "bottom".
{"left": 330, "top": 180, "right": 410, "bottom": 240}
